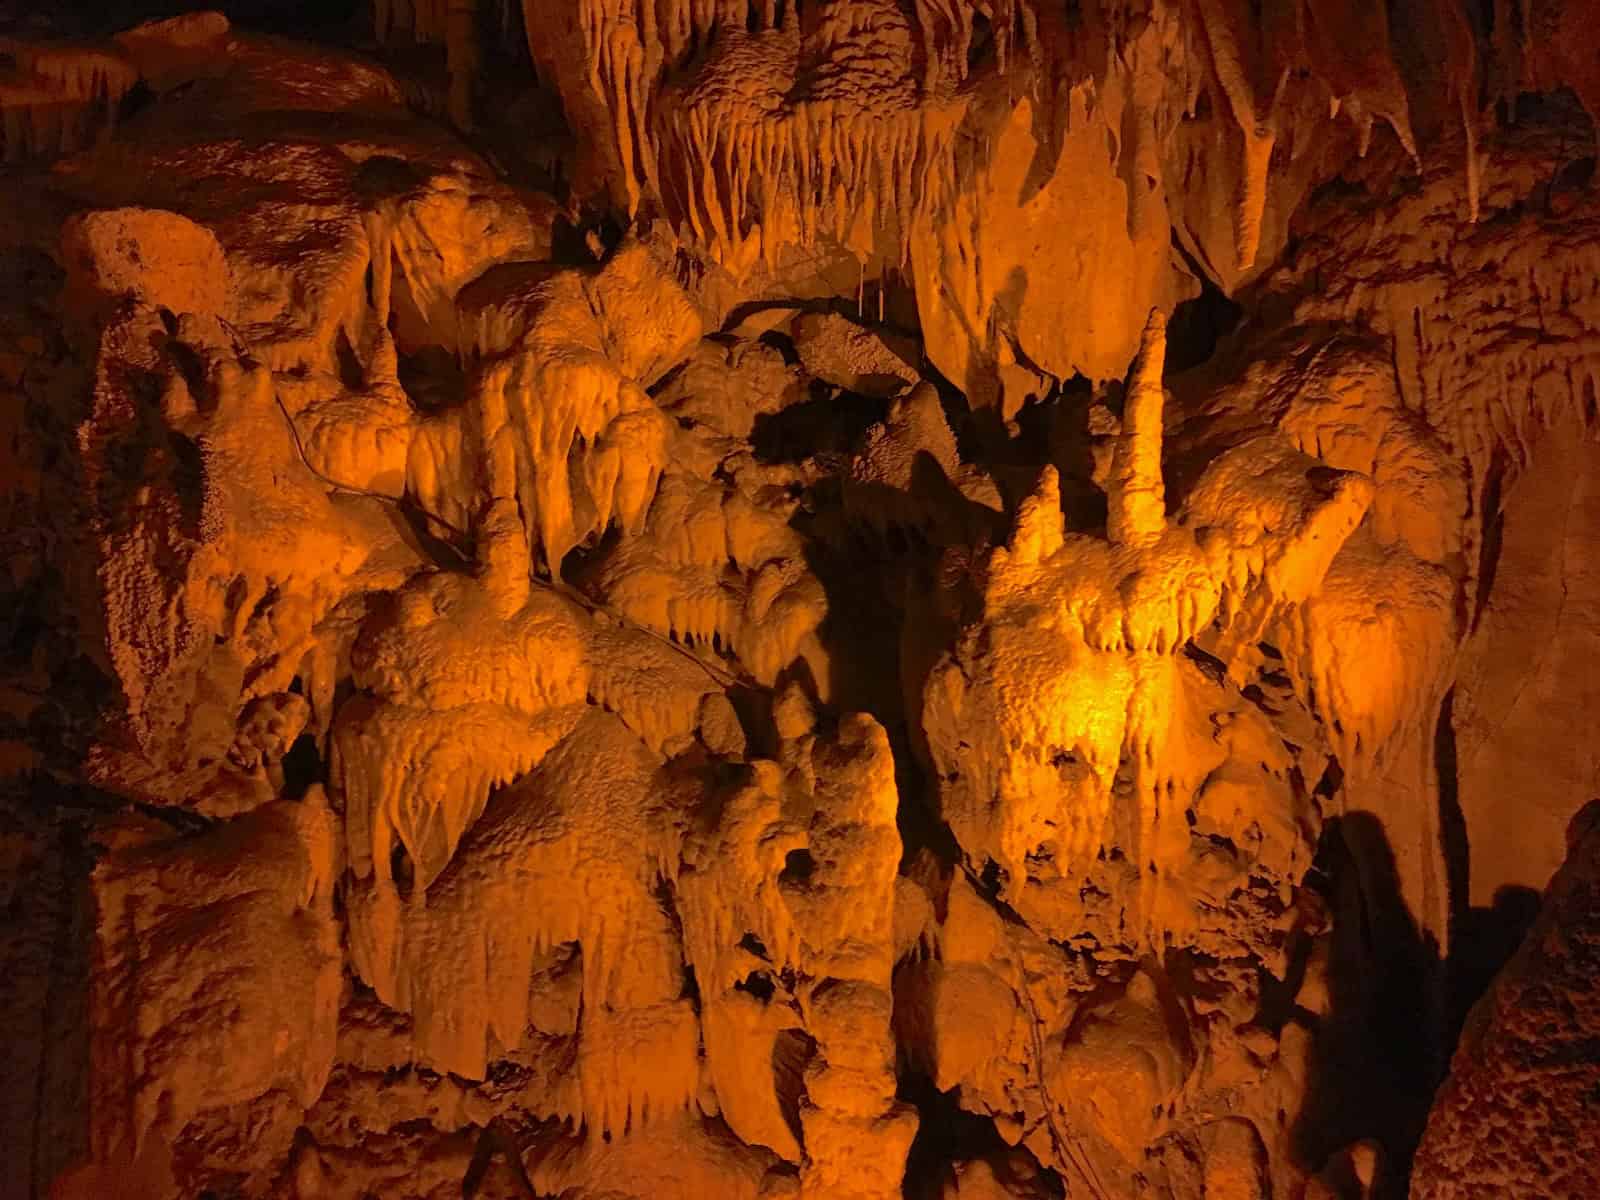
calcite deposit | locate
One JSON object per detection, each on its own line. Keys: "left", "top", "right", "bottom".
{"left": 2, "top": 2, "right": 1599, "bottom": 1198}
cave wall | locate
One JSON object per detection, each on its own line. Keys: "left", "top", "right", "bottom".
{"left": 1, "top": 2, "right": 1598, "bottom": 1198}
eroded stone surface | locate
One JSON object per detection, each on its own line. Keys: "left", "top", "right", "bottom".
{"left": 1412, "top": 806, "right": 1600, "bottom": 1199}
{"left": 0, "top": 4, "right": 1598, "bottom": 1199}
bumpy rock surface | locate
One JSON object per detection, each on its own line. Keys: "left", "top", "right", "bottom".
{"left": 0, "top": 3, "right": 1598, "bottom": 1200}
{"left": 1412, "top": 805, "right": 1600, "bottom": 1199}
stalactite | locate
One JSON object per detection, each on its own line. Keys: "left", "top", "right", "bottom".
{"left": 0, "top": 38, "right": 138, "bottom": 161}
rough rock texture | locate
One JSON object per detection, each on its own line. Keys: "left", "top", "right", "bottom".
{"left": 1411, "top": 803, "right": 1600, "bottom": 1199}
{"left": 0, "top": 3, "right": 1598, "bottom": 1199}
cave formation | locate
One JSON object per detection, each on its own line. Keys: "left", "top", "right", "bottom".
{"left": 1, "top": 1, "right": 1598, "bottom": 1197}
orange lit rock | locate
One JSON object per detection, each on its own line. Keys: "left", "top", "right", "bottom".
{"left": 61, "top": 208, "right": 232, "bottom": 331}
{"left": 4, "top": 6, "right": 1600, "bottom": 1199}
{"left": 925, "top": 310, "right": 1369, "bottom": 938}
{"left": 69, "top": 794, "right": 341, "bottom": 1193}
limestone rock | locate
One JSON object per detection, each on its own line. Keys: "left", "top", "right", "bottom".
{"left": 2, "top": 7, "right": 1600, "bottom": 1200}
{"left": 1412, "top": 806, "right": 1600, "bottom": 1198}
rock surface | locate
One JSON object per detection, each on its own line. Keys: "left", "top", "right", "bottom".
{"left": 0, "top": 3, "right": 1597, "bottom": 1199}
{"left": 1412, "top": 804, "right": 1600, "bottom": 1199}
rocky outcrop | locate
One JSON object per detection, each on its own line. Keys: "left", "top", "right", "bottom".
{"left": 1412, "top": 804, "right": 1600, "bottom": 1199}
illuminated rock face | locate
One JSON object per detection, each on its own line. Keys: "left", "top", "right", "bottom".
{"left": 1, "top": 4, "right": 1599, "bottom": 1200}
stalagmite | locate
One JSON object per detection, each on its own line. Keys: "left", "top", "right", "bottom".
{"left": 924, "top": 307, "right": 1372, "bottom": 940}
{"left": 334, "top": 496, "right": 592, "bottom": 906}
{"left": 1106, "top": 309, "right": 1170, "bottom": 547}
{"left": 1412, "top": 802, "right": 1600, "bottom": 1198}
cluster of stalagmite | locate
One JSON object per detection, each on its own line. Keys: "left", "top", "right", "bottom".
{"left": 924, "top": 310, "right": 1374, "bottom": 936}
{"left": 1, "top": 3, "right": 1599, "bottom": 1199}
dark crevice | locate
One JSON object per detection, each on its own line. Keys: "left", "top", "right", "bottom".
{"left": 391, "top": 842, "right": 416, "bottom": 903}
{"left": 773, "top": 1028, "right": 817, "bottom": 1150}
{"left": 1166, "top": 233, "right": 1245, "bottom": 372}
{"left": 1471, "top": 448, "right": 1508, "bottom": 633}
{"left": 779, "top": 848, "right": 816, "bottom": 886}
{"left": 280, "top": 732, "right": 322, "bottom": 800}
{"left": 899, "top": 1070, "right": 1065, "bottom": 1200}
{"left": 751, "top": 384, "right": 888, "bottom": 464}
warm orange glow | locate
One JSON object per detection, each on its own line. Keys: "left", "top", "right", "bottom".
{"left": 3, "top": 3, "right": 1598, "bottom": 1199}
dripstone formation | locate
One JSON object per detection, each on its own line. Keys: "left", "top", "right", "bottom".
{"left": 1, "top": 3, "right": 1598, "bottom": 1198}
